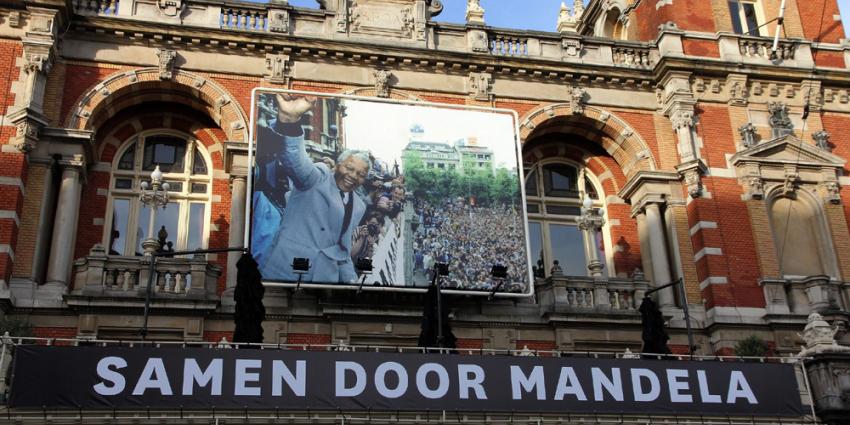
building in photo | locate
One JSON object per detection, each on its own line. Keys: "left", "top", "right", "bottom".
{"left": 0, "top": 0, "right": 849, "bottom": 422}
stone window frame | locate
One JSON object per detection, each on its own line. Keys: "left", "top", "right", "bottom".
{"left": 103, "top": 129, "right": 213, "bottom": 256}
{"left": 523, "top": 157, "right": 614, "bottom": 278}
{"left": 764, "top": 186, "right": 841, "bottom": 280}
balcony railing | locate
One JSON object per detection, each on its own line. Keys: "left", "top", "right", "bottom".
{"left": 536, "top": 274, "right": 649, "bottom": 314}
{"left": 69, "top": 244, "right": 221, "bottom": 307}
{"left": 761, "top": 275, "right": 850, "bottom": 317}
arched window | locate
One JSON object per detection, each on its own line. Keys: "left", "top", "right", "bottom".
{"left": 601, "top": 8, "right": 628, "bottom": 40}
{"left": 105, "top": 131, "right": 212, "bottom": 256}
{"left": 768, "top": 192, "right": 838, "bottom": 279}
{"left": 524, "top": 160, "right": 612, "bottom": 277}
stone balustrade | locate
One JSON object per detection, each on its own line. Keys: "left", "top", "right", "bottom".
{"left": 69, "top": 245, "right": 221, "bottom": 306}
{"left": 761, "top": 276, "right": 850, "bottom": 317}
{"left": 62, "top": 0, "right": 825, "bottom": 71}
{"left": 536, "top": 274, "right": 649, "bottom": 314}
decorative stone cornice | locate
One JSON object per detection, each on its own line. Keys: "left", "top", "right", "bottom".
{"left": 618, "top": 171, "right": 680, "bottom": 216}
{"left": 6, "top": 107, "right": 48, "bottom": 154}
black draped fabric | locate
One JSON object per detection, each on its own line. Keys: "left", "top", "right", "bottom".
{"left": 418, "top": 280, "right": 456, "bottom": 349}
{"left": 233, "top": 253, "right": 266, "bottom": 345}
{"left": 639, "top": 296, "right": 671, "bottom": 355}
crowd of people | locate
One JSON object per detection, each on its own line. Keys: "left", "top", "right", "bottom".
{"left": 413, "top": 199, "right": 528, "bottom": 292}
{"left": 349, "top": 157, "right": 406, "bottom": 263}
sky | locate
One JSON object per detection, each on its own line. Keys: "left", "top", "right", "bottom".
{"left": 283, "top": 0, "right": 850, "bottom": 35}
{"left": 340, "top": 99, "right": 519, "bottom": 171}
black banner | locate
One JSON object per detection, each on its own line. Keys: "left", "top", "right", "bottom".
{"left": 9, "top": 346, "right": 803, "bottom": 416}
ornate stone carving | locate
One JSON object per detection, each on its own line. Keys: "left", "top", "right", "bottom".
{"left": 467, "top": 72, "right": 493, "bottom": 102}
{"left": 783, "top": 171, "right": 800, "bottom": 197}
{"left": 798, "top": 313, "right": 850, "bottom": 356}
{"left": 813, "top": 130, "right": 831, "bottom": 152}
{"left": 8, "top": 11, "right": 21, "bottom": 28}
{"left": 768, "top": 102, "right": 793, "bottom": 138}
{"left": 557, "top": 1, "right": 584, "bottom": 33}
{"left": 264, "top": 54, "right": 290, "bottom": 84}
{"left": 466, "top": 0, "right": 484, "bottom": 24}
{"left": 562, "top": 38, "right": 581, "bottom": 57}
{"left": 268, "top": 9, "right": 290, "bottom": 33}
{"left": 670, "top": 109, "right": 694, "bottom": 130}
{"left": 156, "top": 48, "right": 177, "bottom": 80}
{"left": 373, "top": 69, "right": 392, "bottom": 98}
{"left": 676, "top": 160, "right": 708, "bottom": 199}
{"left": 569, "top": 86, "right": 585, "bottom": 115}
{"left": 468, "top": 29, "right": 489, "bottom": 53}
{"left": 822, "top": 181, "right": 841, "bottom": 205}
{"left": 24, "top": 53, "right": 51, "bottom": 75}
{"left": 157, "top": 0, "right": 184, "bottom": 17}
{"left": 738, "top": 122, "right": 757, "bottom": 149}
{"left": 14, "top": 121, "right": 38, "bottom": 153}
{"left": 744, "top": 176, "right": 764, "bottom": 200}
{"left": 728, "top": 80, "right": 747, "bottom": 106}
{"left": 349, "top": 1, "right": 417, "bottom": 39}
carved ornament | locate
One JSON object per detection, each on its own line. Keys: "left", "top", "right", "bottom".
{"left": 373, "top": 69, "right": 392, "bottom": 98}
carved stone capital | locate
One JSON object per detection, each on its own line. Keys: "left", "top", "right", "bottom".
{"left": 726, "top": 74, "right": 748, "bottom": 106}
{"left": 23, "top": 52, "right": 51, "bottom": 75}
{"left": 670, "top": 109, "right": 695, "bottom": 130}
{"left": 7, "top": 108, "right": 48, "bottom": 154}
{"left": 156, "top": 48, "right": 177, "bottom": 80}
{"left": 740, "top": 176, "right": 765, "bottom": 201}
{"left": 675, "top": 159, "right": 708, "bottom": 198}
{"left": 467, "top": 71, "right": 493, "bottom": 102}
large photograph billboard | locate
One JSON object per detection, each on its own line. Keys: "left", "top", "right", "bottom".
{"left": 249, "top": 90, "right": 531, "bottom": 296}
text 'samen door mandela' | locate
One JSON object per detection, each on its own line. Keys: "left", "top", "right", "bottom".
{"left": 249, "top": 90, "right": 531, "bottom": 296}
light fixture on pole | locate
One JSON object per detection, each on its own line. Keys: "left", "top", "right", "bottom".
{"left": 577, "top": 195, "right": 605, "bottom": 278}
{"left": 488, "top": 264, "right": 508, "bottom": 300}
{"left": 139, "top": 164, "right": 170, "bottom": 340}
{"left": 139, "top": 165, "right": 170, "bottom": 256}
{"left": 291, "top": 257, "right": 311, "bottom": 291}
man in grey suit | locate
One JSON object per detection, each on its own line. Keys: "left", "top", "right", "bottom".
{"left": 260, "top": 95, "right": 370, "bottom": 283}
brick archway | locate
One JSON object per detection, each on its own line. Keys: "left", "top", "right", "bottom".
{"left": 63, "top": 68, "right": 249, "bottom": 144}
{"left": 519, "top": 104, "right": 657, "bottom": 179}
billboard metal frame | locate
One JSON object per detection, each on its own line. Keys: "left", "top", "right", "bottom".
{"left": 247, "top": 88, "right": 533, "bottom": 297}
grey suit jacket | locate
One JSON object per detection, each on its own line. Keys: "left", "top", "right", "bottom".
{"left": 260, "top": 131, "right": 366, "bottom": 283}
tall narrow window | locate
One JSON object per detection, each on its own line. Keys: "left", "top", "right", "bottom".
{"left": 106, "top": 131, "right": 212, "bottom": 256}
{"left": 728, "top": 0, "right": 765, "bottom": 36}
{"left": 525, "top": 161, "right": 611, "bottom": 278}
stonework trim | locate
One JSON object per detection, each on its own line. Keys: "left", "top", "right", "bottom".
{"left": 689, "top": 220, "right": 718, "bottom": 236}
{"left": 694, "top": 247, "right": 723, "bottom": 262}
{"left": 64, "top": 68, "right": 249, "bottom": 144}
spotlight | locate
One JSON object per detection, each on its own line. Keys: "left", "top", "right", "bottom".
{"left": 355, "top": 257, "right": 373, "bottom": 273}
{"left": 291, "top": 257, "right": 311, "bottom": 291}
{"left": 292, "top": 257, "right": 311, "bottom": 272}
{"left": 435, "top": 262, "right": 449, "bottom": 276}
{"left": 490, "top": 264, "right": 508, "bottom": 279}
{"left": 356, "top": 257, "right": 373, "bottom": 294}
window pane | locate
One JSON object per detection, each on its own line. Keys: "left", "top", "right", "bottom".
{"left": 728, "top": 1, "right": 744, "bottom": 34}
{"left": 143, "top": 136, "right": 186, "bottom": 173}
{"left": 109, "top": 199, "right": 130, "bottom": 255}
{"left": 543, "top": 164, "right": 579, "bottom": 198}
{"left": 526, "top": 203, "right": 540, "bottom": 214}
{"left": 528, "top": 221, "right": 544, "bottom": 278}
{"left": 114, "top": 178, "right": 132, "bottom": 189}
{"left": 118, "top": 142, "right": 135, "bottom": 170}
{"left": 585, "top": 177, "right": 599, "bottom": 200}
{"left": 187, "top": 203, "right": 206, "bottom": 251}
{"left": 137, "top": 203, "right": 180, "bottom": 254}
{"left": 548, "top": 224, "right": 587, "bottom": 276}
{"left": 525, "top": 169, "right": 538, "bottom": 196}
{"left": 192, "top": 149, "right": 208, "bottom": 175}
{"left": 742, "top": 3, "right": 759, "bottom": 35}
{"left": 165, "top": 181, "right": 183, "bottom": 193}
{"left": 546, "top": 205, "right": 582, "bottom": 216}
{"left": 191, "top": 183, "right": 208, "bottom": 194}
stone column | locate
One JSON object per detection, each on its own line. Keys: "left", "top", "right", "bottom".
{"left": 226, "top": 175, "right": 247, "bottom": 289}
{"left": 644, "top": 202, "right": 675, "bottom": 308}
{"left": 45, "top": 160, "right": 84, "bottom": 287}
{"left": 31, "top": 161, "right": 58, "bottom": 284}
